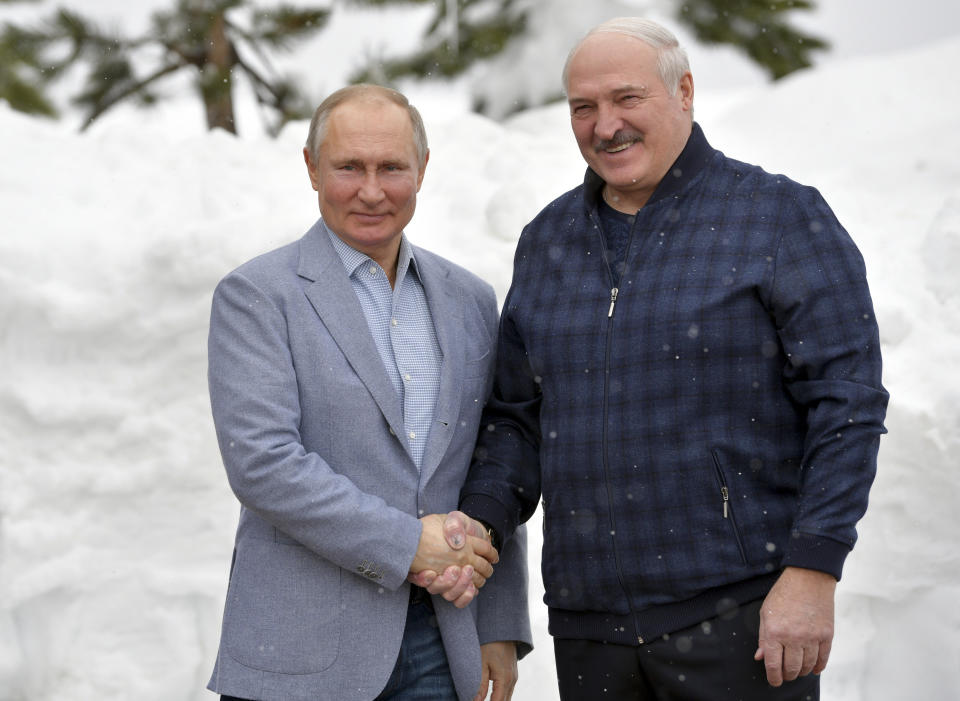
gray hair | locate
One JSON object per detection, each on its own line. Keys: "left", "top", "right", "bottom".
{"left": 562, "top": 17, "right": 690, "bottom": 96}
{"left": 304, "top": 84, "right": 428, "bottom": 168}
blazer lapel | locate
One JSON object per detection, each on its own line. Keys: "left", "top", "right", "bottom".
{"left": 416, "top": 249, "right": 466, "bottom": 486}
{"left": 297, "top": 221, "right": 411, "bottom": 459}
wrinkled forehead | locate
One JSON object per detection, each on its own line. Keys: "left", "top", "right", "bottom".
{"left": 325, "top": 98, "right": 422, "bottom": 164}
{"left": 329, "top": 97, "right": 410, "bottom": 130}
{"left": 326, "top": 100, "right": 414, "bottom": 143}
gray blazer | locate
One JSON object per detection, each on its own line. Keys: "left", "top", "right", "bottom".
{"left": 206, "top": 221, "right": 531, "bottom": 701}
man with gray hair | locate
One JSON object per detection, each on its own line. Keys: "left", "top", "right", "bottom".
{"left": 459, "top": 17, "right": 887, "bottom": 700}
{"left": 206, "top": 83, "right": 531, "bottom": 701}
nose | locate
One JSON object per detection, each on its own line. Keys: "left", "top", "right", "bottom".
{"left": 595, "top": 103, "right": 622, "bottom": 141}
{"left": 358, "top": 170, "right": 385, "bottom": 205}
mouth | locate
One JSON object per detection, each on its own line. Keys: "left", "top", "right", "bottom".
{"left": 353, "top": 212, "right": 389, "bottom": 222}
{"left": 596, "top": 133, "right": 643, "bottom": 155}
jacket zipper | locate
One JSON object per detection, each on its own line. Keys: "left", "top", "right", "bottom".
{"left": 710, "top": 451, "right": 748, "bottom": 563}
{"left": 591, "top": 208, "right": 643, "bottom": 642}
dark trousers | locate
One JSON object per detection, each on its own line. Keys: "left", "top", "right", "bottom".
{"left": 554, "top": 599, "right": 820, "bottom": 701}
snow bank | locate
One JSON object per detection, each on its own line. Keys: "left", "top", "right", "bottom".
{"left": 1, "top": 36, "right": 959, "bottom": 701}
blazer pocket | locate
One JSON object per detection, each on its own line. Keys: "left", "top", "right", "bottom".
{"left": 462, "top": 349, "right": 492, "bottom": 380}
{"left": 225, "top": 538, "right": 341, "bottom": 674}
{"left": 462, "top": 298, "right": 494, "bottom": 371}
{"left": 464, "top": 347, "right": 491, "bottom": 365}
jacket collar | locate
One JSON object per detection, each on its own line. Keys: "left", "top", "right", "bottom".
{"left": 583, "top": 121, "right": 714, "bottom": 212}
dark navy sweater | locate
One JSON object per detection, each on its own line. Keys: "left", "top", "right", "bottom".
{"left": 461, "top": 123, "right": 888, "bottom": 645}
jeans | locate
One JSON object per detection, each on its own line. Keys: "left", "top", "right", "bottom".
{"left": 375, "top": 591, "right": 457, "bottom": 700}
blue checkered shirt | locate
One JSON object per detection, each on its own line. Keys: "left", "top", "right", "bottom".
{"left": 326, "top": 227, "right": 442, "bottom": 469}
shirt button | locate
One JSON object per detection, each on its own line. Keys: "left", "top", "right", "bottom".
{"left": 391, "top": 319, "right": 398, "bottom": 327}
{"left": 408, "top": 431, "right": 416, "bottom": 440}
{"left": 368, "top": 265, "right": 378, "bottom": 275}
{"left": 403, "top": 373, "right": 411, "bottom": 382}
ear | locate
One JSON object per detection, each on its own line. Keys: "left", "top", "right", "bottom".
{"left": 303, "top": 147, "right": 319, "bottom": 191}
{"left": 416, "top": 149, "right": 430, "bottom": 191}
{"left": 678, "top": 72, "right": 694, "bottom": 112}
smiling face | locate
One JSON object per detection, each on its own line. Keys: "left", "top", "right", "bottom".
{"left": 303, "top": 98, "right": 427, "bottom": 269}
{"left": 566, "top": 32, "right": 693, "bottom": 212}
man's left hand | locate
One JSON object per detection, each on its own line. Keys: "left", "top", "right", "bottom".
{"left": 755, "top": 566, "right": 837, "bottom": 686}
{"left": 475, "top": 641, "right": 518, "bottom": 701}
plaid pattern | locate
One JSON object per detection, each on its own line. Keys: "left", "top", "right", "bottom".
{"left": 328, "top": 228, "right": 442, "bottom": 469}
{"left": 462, "top": 124, "right": 888, "bottom": 641}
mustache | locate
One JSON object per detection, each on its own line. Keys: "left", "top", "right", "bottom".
{"left": 595, "top": 130, "right": 644, "bottom": 152}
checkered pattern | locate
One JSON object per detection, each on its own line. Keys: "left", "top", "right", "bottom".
{"left": 328, "top": 229, "right": 441, "bottom": 469}
{"left": 461, "top": 123, "right": 888, "bottom": 641}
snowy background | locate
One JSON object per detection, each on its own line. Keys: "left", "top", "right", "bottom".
{"left": 1, "top": 1, "right": 959, "bottom": 699}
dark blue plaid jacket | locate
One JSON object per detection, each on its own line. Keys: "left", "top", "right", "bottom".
{"left": 461, "top": 123, "right": 888, "bottom": 645}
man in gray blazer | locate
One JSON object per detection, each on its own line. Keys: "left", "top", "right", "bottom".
{"left": 206, "top": 84, "right": 532, "bottom": 701}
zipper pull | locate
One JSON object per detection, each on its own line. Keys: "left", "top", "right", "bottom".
{"left": 721, "top": 486, "right": 729, "bottom": 518}
{"left": 607, "top": 287, "right": 619, "bottom": 318}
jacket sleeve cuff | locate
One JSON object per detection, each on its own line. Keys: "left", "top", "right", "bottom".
{"left": 460, "top": 493, "right": 515, "bottom": 548}
{"left": 781, "top": 532, "right": 852, "bottom": 581}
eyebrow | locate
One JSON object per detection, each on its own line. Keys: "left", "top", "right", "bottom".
{"left": 568, "top": 83, "right": 652, "bottom": 103}
{"left": 331, "top": 158, "right": 407, "bottom": 166}
{"left": 612, "top": 84, "right": 650, "bottom": 97}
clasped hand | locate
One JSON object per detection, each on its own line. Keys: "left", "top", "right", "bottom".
{"left": 408, "top": 511, "right": 498, "bottom": 608}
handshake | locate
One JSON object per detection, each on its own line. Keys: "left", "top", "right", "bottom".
{"left": 408, "top": 511, "right": 499, "bottom": 609}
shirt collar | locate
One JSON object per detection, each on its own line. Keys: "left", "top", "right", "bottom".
{"left": 323, "top": 221, "right": 421, "bottom": 285}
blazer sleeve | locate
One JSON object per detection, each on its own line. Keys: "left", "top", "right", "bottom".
{"left": 208, "top": 270, "right": 422, "bottom": 590}
{"left": 474, "top": 523, "right": 533, "bottom": 658}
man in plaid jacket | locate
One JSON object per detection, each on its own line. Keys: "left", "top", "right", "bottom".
{"left": 458, "top": 17, "right": 888, "bottom": 701}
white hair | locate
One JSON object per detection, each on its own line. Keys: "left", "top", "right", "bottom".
{"left": 562, "top": 17, "right": 691, "bottom": 96}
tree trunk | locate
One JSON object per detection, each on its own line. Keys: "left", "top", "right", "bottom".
{"left": 200, "top": 11, "right": 236, "bottom": 133}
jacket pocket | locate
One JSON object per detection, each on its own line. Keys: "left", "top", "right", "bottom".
{"left": 711, "top": 451, "right": 748, "bottom": 565}
{"left": 224, "top": 538, "right": 341, "bottom": 674}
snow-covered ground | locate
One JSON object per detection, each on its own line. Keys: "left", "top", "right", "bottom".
{"left": 2, "top": 28, "right": 959, "bottom": 701}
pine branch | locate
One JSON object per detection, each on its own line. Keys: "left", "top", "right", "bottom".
{"left": 678, "top": 0, "right": 828, "bottom": 79}
{"left": 0, "top": 69, "right": 57, "bottom": 115}
{"left": 354, "top": 4, "right": 527, "bottom": 82}
{"left": 233, "top": 49, "right": 307, "bottom": 113}
{"left": 77, "top": 62, "right": 181, "bottom": 130}
{"left": 248, "top": 5, "right": 330, "bottom": 48}
{"left": 234, "top": 51, "right": 309, "bottom": 135}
